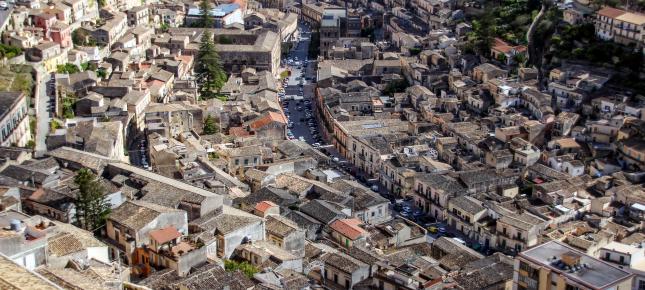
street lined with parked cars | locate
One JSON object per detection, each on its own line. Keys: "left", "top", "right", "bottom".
{"left": 280, "top": 24, "right": 323, "bottom": 146}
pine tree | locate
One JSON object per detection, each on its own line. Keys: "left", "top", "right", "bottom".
{"left": 198, "top": 0, "right": 214, "bottom": 28}
{"left": 74, "top": 169, "right": 111, "bottom": 231}
{"left": 196, "top": 30, "right": 227, "bottom": 99}
{"left": 203, "top": 114, "right": 219, "bottom": 134}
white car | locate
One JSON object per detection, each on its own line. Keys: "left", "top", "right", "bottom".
{"left": 0, "top": 1, "right": 7, "bottom": 9}
{"left": 452, "top": 238, "right": 466, "bottom": 245}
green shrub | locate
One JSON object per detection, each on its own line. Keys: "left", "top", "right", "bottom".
{"left": 57, "top": 63, "right": 80, "bottom": 74}
{"left": 0, "top": 44, "right": 22, "bottom": 59}
{"left": 224, "top": 260, "right": 258, "bottom": 278}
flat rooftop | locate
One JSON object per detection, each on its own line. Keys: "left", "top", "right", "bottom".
{"left": 519, "top": 241, "right": 633, "bottom": 289}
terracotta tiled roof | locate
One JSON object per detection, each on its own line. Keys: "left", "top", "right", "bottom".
{"left": 598, "top": 6, "right": 626, "bottom": 18}
{"left": 175, "top": 54, "right": 193, "bottom": 64}
{"left": 330, "top": 218, "right": 366, "bottom": 240}
{"left": 249, "top": 111, "right": 286, "bottom": 130}
{"left": 492, "top": 38, "right": 527, "bottom": 54}
{"left": 254, "top": 200, "right": 277, "bottom": 213}
{"left": 149, "top": 226, "right": 182, "bottom": 244}
{"left": 229, "top": 126, "right": 251, "bottom": 137}
{"left": 492, "top": 38, "right": 513, "bottom": 53}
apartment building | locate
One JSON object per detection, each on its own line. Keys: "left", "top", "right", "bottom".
{"left": 595, "top": 6, "right": 645, "bottom": 48}
{"left": 446, "top": 196, "right": 486, "bottom": 239}
{"left": 414, "top": 173, "right": 465, "bottom": 221}
{"left": 514, "top": 241, "right": 633, "bottom": 290}
{"left": 301, "top": 2, "right": 340, "bottom": 27}
{"left": 0, "top": 92, "right": 31, "bottom": 147}
{"left": 496, "top": 212, "right": 543, "bottom": 253}
{"left": 599, "top": 242, "right": 645, "bottom": 290}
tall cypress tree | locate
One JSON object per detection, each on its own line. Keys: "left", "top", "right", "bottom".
{"left": 74, "top": 169, "right": 111, "bottom": 231}
{"left": 198, "top": 0, "right": 214, "bottom": 28}
{"left": 203, "top": 114, "right": 219, "bottom": 134}
{"left": 196, "top": 30, "right": 227, "bottom": 99}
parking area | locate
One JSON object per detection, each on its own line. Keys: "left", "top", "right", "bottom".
{"left": 128, "top": 135, "right": 149, "bottom": 170}
{"left": 389, "top": 197, "right": 491, "bottom": 252}
{"left": 279, "top": 24, "right": 323, "bottom": 146}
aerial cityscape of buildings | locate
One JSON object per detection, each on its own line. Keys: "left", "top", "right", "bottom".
{"left": 0, "top": 0, "right": 643, "bottom": 289}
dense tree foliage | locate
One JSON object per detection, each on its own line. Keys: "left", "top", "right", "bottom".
{"left": 74, "top": 169, "right": 111, "bottom": 231}
{"left": 203, "top": 115, "right": 219, "bottom": 134}
{"left": 196, "top": 30, "right": 227, "bottom": 99}
{"left": 465, "top": 0, "right": 541, "bottom": 54}
{"left": 198, "top": 0, "right": 214, "bottom": 28}
{"left": 0, "top": 44, "right": 22, "bottom": 59}
{"left": 57, "top": 63, "right": 81, "bottom": 74}
{"left": 383, "top": 79, "right": 410, "bottom": 96}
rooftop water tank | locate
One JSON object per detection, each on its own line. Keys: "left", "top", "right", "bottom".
{"left": 9, "top": 219, "right": 22, "bottom": 231}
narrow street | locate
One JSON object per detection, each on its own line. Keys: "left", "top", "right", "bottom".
{"left": 127, "top": 135, "right": 147, "bottom": 168}
{"left": 281, "top": 23, "right": 319, "bottom": 146}
{"left": 34, "top": 68, "right": 51, "bottom": 157}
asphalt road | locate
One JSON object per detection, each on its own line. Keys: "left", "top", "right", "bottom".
{"left": 282, "top": 24, "right": 320, "bottom": 145}
{"left": 127, "top": 134, "right": 148, "bottom": 168}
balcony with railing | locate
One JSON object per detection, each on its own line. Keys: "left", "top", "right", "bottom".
{"left": 447, "top": 210, "right": 472, "bottom": 225}
{"left": 517, "top": 273, "right": 538, "bottom": 290}
{"left": 0, "top": 106, "right": 28, "bottom": 144}
{"left": 497, "top": 230, "right": 526, "bottom": 242}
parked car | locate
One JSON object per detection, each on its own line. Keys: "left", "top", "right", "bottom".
{"left": 452, "top": 238, "right": 466, "bottom": 245}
